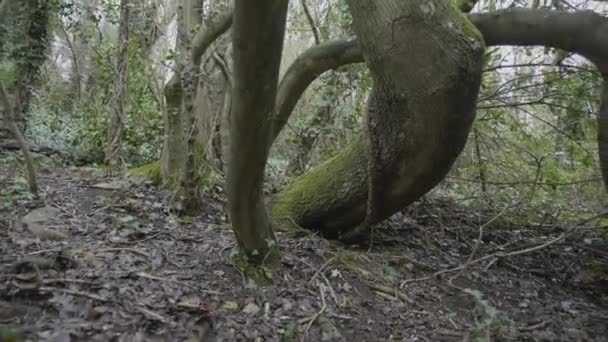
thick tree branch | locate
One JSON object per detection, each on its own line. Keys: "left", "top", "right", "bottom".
{"left": 192, "top": 10, "right": 233, "bottom": 66}
{"left": 456, "top": 0, "right": 480, "bottom": 13}
{"left": 469, "top": 9, "right": 608, "bottom": 71}
{"left": 272, "top": 9, "right": 608, "bottom": 187}
{"left": 165, "top": 9, "right": 232, "bottom": 93}
{"left": 271, "top": 38, "right": 361, "bottom": 142}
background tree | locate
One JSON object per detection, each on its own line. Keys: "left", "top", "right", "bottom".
{"left": 105, "top": 0, "right": 130, "bottom": 172}
{"left": 269, "top": 6, "right": 608, "bottom": 239}
{"left": 3, "top": 0, "right": 605, "bottom": 271}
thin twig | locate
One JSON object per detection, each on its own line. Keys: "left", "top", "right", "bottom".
{"left": 309, "top": 256, "right": 337, "bottom": 284}
{"left": 401, "top": 211, "right": 608, "bottom": 287}
{"left": 38, "top": 286, "right": 109, "bottom": 302}
{"left": 301, "top": 283, "right": 327, "bottom": 335}
{"left": 449, "top": 204, "right": 512, "bottom": 283}
{"left": 368, "top": 283, "right": 414, "bottom": 304}
{"left": 96, "top": 247, "right": 150, "bottom": 259}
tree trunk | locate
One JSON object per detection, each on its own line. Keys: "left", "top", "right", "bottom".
{"left": 600, "top": 76, "right": 608, "bottom": 189}
{"left": 0, "top": 83, "right": 37, "bottom": 197}
{"left": 226, "top": 0, "right": 288, "bottom": 267}
{"left": 268, "top": 9, "right": 608, "bottom": 237}
{"left": 105, "top": 0, "right": 130, "bottom": 172}
{"left": 271, "top": 1, "right": 485, "bottom": 237}
{"left": 178, "top": 0, "right": 204, "bottom": 214}
{"left": 12, "top": 0, "right": 51, "bottom": 130}
{"left": 161, "top": 76, "right": 185, "bottom": 186}
{"left": 473, "top": 128, "right": 487, "bottom": 194}
{"left": 160, "top": 8, "right": 232, "bottom": 188}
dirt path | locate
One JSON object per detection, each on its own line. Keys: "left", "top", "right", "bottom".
{"left": 1, "top": 165, "right": 607, "bottom": 341}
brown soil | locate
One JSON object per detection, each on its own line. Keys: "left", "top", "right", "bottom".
{"left": 1, "top": 157, "right": 607, "bottom": 341}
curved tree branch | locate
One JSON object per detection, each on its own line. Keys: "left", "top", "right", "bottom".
{"left": 271, "top": 38, "right": 361, "bottom": 142}
{"left": 272, "top": 8, "right": 608, "bottom": 187}
{"left": 469, "top": 9, "right": 608, "bottom": 71}
{"left": 192, "top": 10, "right": 233, "bottom": 66}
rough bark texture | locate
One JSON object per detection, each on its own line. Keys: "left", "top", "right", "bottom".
{"left": 179, "top": 0, "right": 204, "bottom": 214}
{"left": 161, "top": 76, "right": 185, "bottom": 186}
{"left": 600, "top": 76, "right": 608, "bottom": 188}
{"left": 468, "top": 9, "right": 608, "bottom": 71}
{"left": 227, "top": 0, "right": 288, "bottom": 265}
{"left": 105, "top": 0, "right": 130, "bottom": 172}
{"left": 269, "top": 8, "right": 608, "bottom": 236}
{"left": 0, "top": 83, "right": 37, "bottom": 197}
{"left": 273, "top": 10, "right": 608, "bottom": 136}
{"left": 160, "top": 9, "right": 232, "bottom": 187}
{"left": 12, "top": 0, "right": 51, "bottom": 129}
{"left": 272, "top": 1, "right": 485, "bottom": 237}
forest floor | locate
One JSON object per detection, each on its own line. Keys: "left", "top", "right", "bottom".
{"left": 1, "top": 152, "right": 607, "bottom": 342}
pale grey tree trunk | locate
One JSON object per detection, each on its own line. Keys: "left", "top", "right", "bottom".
{"left": 105, "top": 0, "right": 130, "bottom": 172}
{"left": 160, "top": 7, "right": 232, "bottom": 189}
{"left": 177, "top": 0, "right": 204, "bottom": 214}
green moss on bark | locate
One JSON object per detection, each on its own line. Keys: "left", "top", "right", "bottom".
{"left": 270, "top": 136, "right": 367, "bottom": 234}
{"left": 128, "top": 161, "right": 162, "bottom": 185}
{"left": 450, "top": 1, "right": 484, "bottom": 42}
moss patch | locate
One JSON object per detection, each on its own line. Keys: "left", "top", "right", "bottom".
{"left": 270, "top": 137, "right": 366, "bottom": 230}
{"left": 450, "top": 1, "right": 484, "bottom": 42}
{"left": 128, "top": 161, "right": 162, "bottom": 185}
{"left": 232, "top": 249, "right": 279, "bottom": 287}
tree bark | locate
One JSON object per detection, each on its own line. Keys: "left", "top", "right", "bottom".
{"left": 105, "top": 0, "right": 130, "bottom": 172}
{"left": 160, "top": 8, "right": 232, "bottom": 187}
{"left": 272, "top": 38, "right": 360, "bottom": 143}
{"left": 600, "top": 76, "right": 608, "bottom": 189}
{"left": 272, "top": 1, "right": 485, "bottom": 237}
{"left": 0, "top": 83, "right": 37, "bottom": 197}
{"left": 273, "top": 9, "right": 608, "bottom": 137}
{"left": 178, "top": 0, "right": 204, "bottom": 214}
{"left": 468, "top": 9, "right": 608, "bottom": 71}
{"left": 269, "top": 9, "right": 608, "bottom": 231}
{"left": 12, "top": 0, "right": 51, "bottom": 130}
{"left": 226, "top": 0, "right": 288, "bottom": 266}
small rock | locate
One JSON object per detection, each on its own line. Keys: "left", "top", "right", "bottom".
{"left": 92, "top": 180, "right": 129, "bottom": 190}
{"left": 221, "top": 301, "right": 238, "bottom": 311}
{"left": 242, "top": 303, "right": 260, "bottom": 315}
{"left": 532, "top": 330, "right": 558, "bottom": 341}
{"left": 565, "top": 328, "right": 588, "bottom": 340}
{"left": 28, "top": 223, "right": 69, "bottom": 241}
{"left": 22, "top": 206, "right": 61, "bottom": 224}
